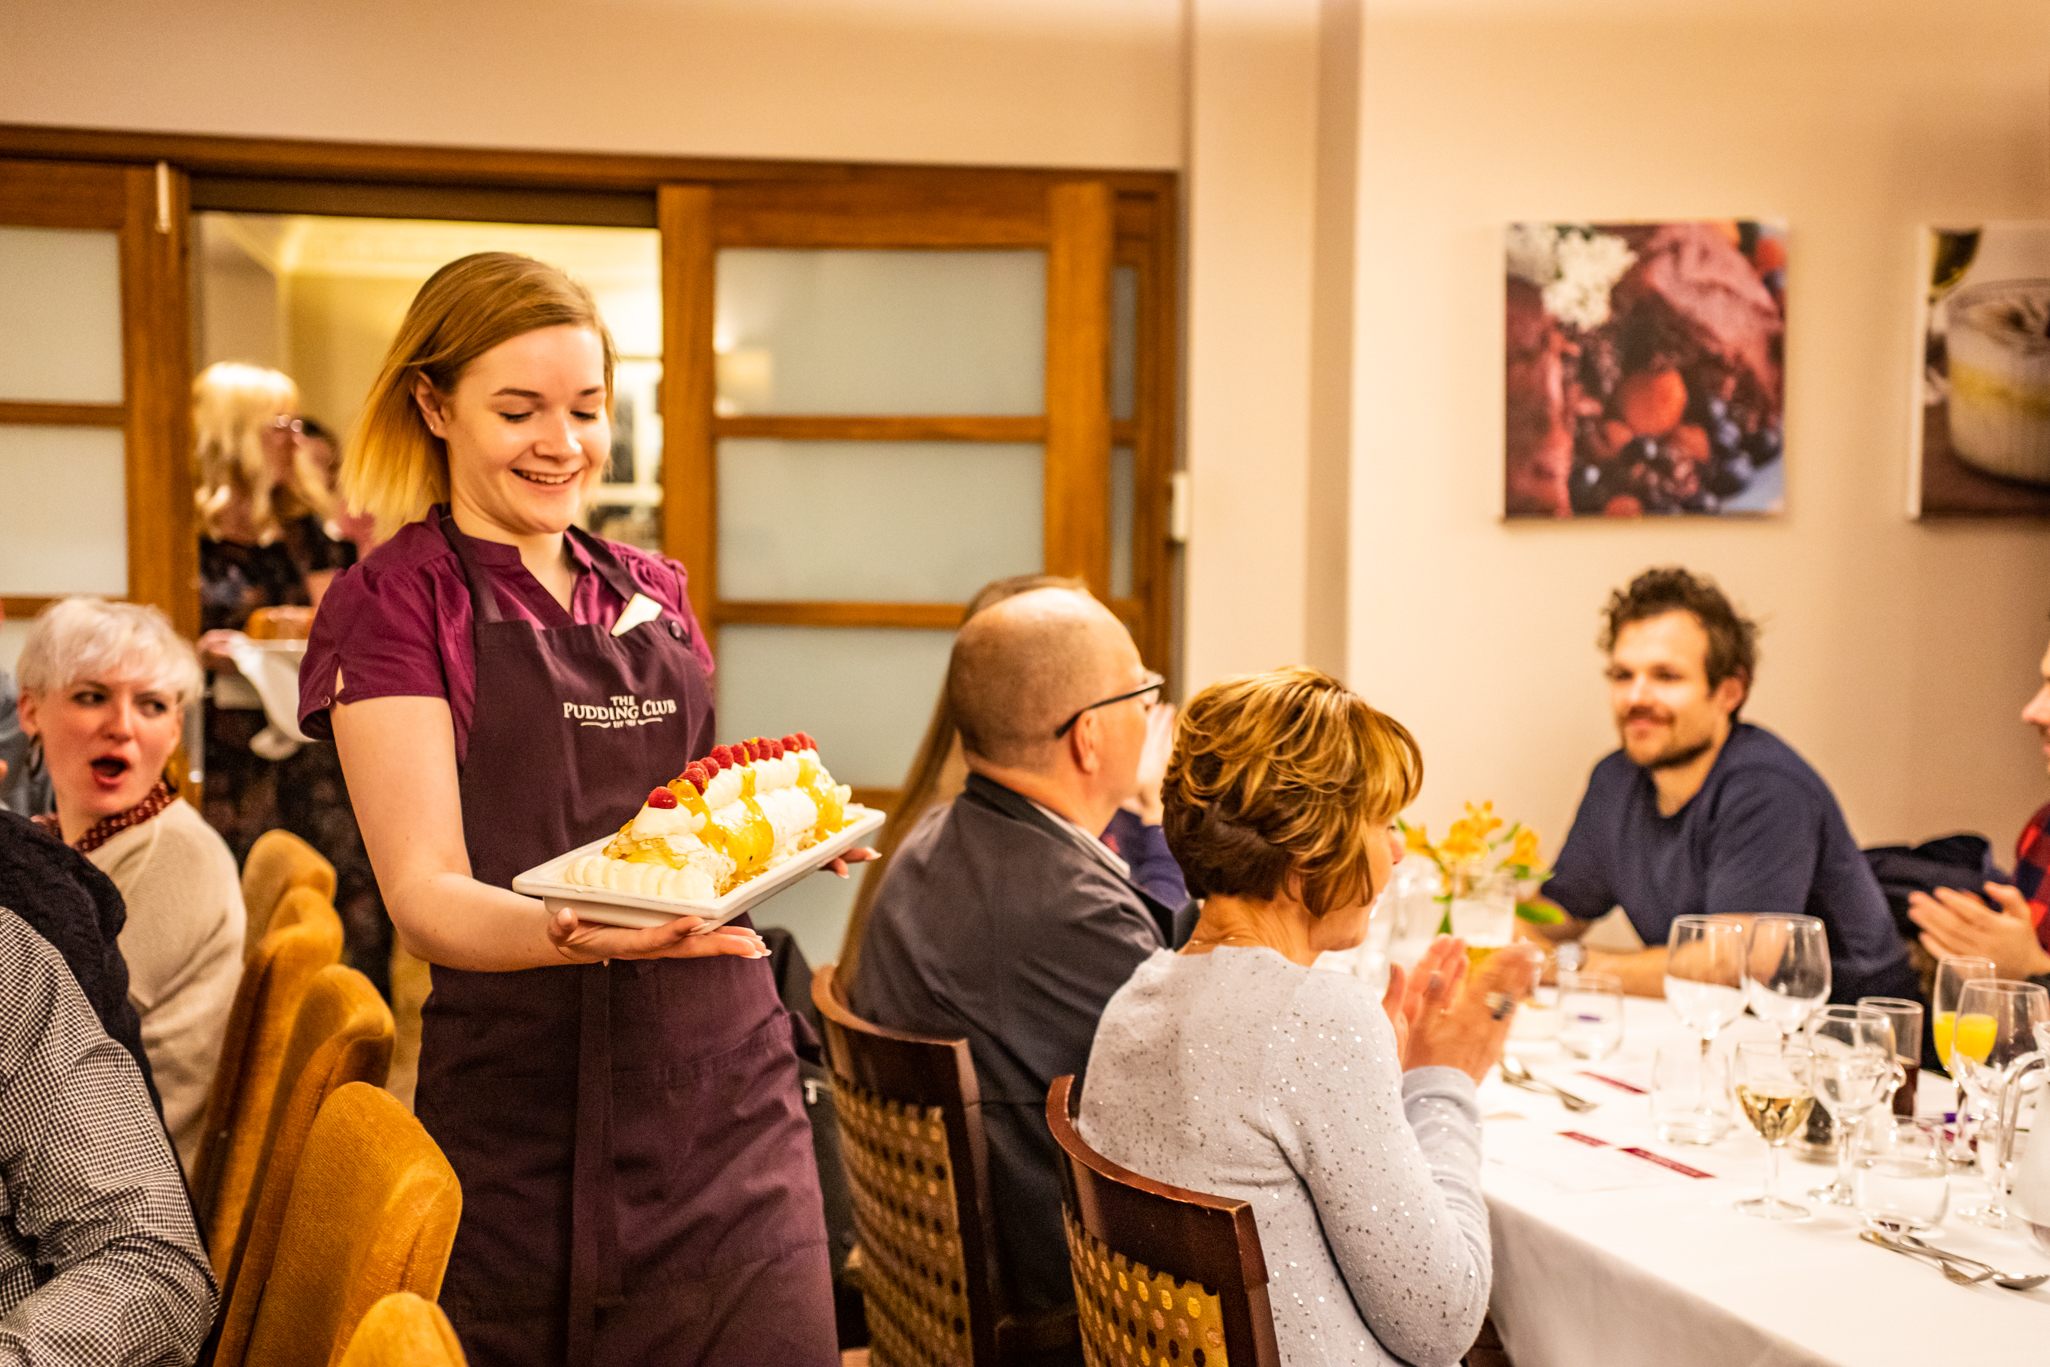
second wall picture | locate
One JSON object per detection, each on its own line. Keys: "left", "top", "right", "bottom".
{"left": 1505, "top": 220, "right": 1787, "bottom": 520}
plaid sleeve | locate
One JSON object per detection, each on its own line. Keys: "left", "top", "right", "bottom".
{"left": 0, "top": 909, "right": 216, "bottom": 1366}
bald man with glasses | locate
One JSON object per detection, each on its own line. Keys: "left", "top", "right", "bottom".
{"left": 851, "top": 587, "right": 1191, "bottom": 1329}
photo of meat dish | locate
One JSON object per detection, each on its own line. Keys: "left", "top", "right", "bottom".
{"left": 1505, "top": 220, "right": 1787, "bottom": 519}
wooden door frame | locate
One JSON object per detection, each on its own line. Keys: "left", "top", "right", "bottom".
{"left": 0, "top": 123, "right": 1180, "bottom": 674}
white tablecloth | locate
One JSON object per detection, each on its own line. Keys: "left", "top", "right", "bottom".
{"left": 1478, "top": 999, "right": 2048, "bottom": 1366}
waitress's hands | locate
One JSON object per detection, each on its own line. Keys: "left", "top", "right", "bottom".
{"left": 818, "top": 846, "right": 880, "bottom": 879}
{"left": 547, "top": 906, "right": 769, "bottom": 963}
{"left": 197, "top": 628, "right": 250, "bottom": 671}
{"left": 1121, "top": 703, "right": 1176, "bottom": 826}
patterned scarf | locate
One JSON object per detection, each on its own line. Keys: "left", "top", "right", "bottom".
{"left": 34, "top": 779, "right": 178, "bottom": 855}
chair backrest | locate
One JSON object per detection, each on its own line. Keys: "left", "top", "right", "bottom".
{"left": 337, "top": 1292, "right": 468, "bottom": 1367}
{"left": 812, "top": 961, "right": 1007, "bottom": 1367}
{"left": 245, "top": 1084, "right": 462, "bottom": 1367}
{"left": 192, "top": 896, "right": 345, "bottom": 1255}
{"left": 241, "top": 830, "right": 337, "bottom": 950}
{"left": 214, "top": 965, "right": 398, "bottom": 1367}
{"left": 1045, "top": 1074, "right": 1280, "bottom": 1367}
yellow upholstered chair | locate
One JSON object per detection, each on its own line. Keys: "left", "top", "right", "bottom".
{"left": 241, "top": 829, "right": 337, "bottom": 951}
{"left": 214, "top": 965, "right": 397, "bottom": 1367}
{"left": 1046, "top": 1075, "right": 1281, "bottom": 1367}
{"left": 337, "top": 1292, "right": 467, "bottom": 1367}
{"left": 384, "top": 944, "right": 431, "bottom": 1111}
{"left": 192, "top": 895, "right": 344, "bottom": 1256}
{"left": 812, "top": 963, "right": 1076, "bottom": 1367}
{"left": 242, "top": 1084, "right": 462, "bottom": 1367}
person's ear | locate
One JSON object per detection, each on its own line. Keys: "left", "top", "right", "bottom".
{"left": 15, "top": 690, "right": 39, "bottom": 738}
{"left": 1711, "top": 672, "right": 1747, "bottom": 717}
{"left": 411, "top": 374, "right": 449, "bottom": 439}
{"left": 1069, "top": 709, "right": 1103, "bottom": 776}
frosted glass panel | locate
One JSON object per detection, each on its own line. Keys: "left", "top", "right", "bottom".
{"left": 716, "top": 249, "right": 1045, "bottom": 415}
{"left": 715, "top": 626, "right": 953, "bottom": 789}
{"left": 1111, "top": 444, "right": 1135, "bottom": 599}
{"left": 719, "top": 440, "right": 1042, "bottom": 602}
{"left": 0, "top": 227, "right": 123, "bottom": 404}
{"left": 1111, "top": 264, "right": 1139, "bottom": 422}
{"left": 0, "top": 427, "right": 127, "bottom": 594}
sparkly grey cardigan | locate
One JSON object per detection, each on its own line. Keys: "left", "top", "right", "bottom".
{"left": 1077, "top": 947, "right": 1490, "bottom": 1367}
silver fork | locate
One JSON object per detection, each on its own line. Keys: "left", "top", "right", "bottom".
{"left": 1860, "top": 1229, "right": 1992, "bottom": 1285}
{"left": 1499, "top": 1056, "right": 1598, "bottom": 1112}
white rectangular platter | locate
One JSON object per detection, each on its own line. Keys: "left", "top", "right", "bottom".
{"left": 511, "top": 804, "right": 885, "bottom": 930}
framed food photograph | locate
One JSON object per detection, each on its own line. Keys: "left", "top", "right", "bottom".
{"left": 1909, "top": 222, "right": 2050, "bottom": 518}
{"left": 1505, "top": 220, "right": 1787, "bottom": 519}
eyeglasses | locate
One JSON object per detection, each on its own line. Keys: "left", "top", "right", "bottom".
{"left": 268, "top": 415, "right": 306, "bottom": 437}
{"left": 1054, "top": 671, "right": 1166, "bottom": 739}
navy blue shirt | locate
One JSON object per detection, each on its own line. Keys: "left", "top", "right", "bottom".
{"left": 1544, "top": 723, "right": 1916, "bottom": 1005}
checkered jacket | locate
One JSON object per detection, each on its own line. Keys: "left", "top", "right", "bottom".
{"left": 0, "top": 908, "right": 215, "bottom": 1365}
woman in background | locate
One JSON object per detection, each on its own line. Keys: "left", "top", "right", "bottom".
{"left": 836, "top": 572, "right": 1185, "bottom": 987}
{"left": 17, "top": 597, "right": 242, "bottom": 1173}
{"left": 1079, "top": 667, "right": 1535, "bottom": 1367}
{"left": 192, "top": 361, "right": 384, "bottom": 987}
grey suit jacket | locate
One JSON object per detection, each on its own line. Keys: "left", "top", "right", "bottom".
{"left": 848, "top": 773, "right": 1190, "bottom": 1316}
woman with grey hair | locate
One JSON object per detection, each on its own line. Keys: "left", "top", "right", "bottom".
{"left": 17, "top": 597, "right": 243, "bottom": 1172}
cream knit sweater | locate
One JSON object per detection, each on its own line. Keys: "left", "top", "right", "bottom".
{"left": 88, "top": 799, "right": 244, "bottom": 1173}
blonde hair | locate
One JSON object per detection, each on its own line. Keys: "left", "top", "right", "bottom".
{"left": 193, "top": 362, "right": 334, "bottom": 541}
{"left": 17, "top": 597, "right": 204, "bottom": 710}
{"left": 344, "top": 252, "right": 617, "bottom": 538}
{"left": 1163, "top": 666, "right": 1422, "bottom": 917}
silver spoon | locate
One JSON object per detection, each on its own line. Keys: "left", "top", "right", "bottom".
{"left": 1860, "top": 1229, "right": 1992, "bottom": 1285}
{"left": 1896, "top": 1232, "right": 2050, "bottom": 1291}
{"left": 1499, "top": 1056, "right": 1598, "bottom": 1112}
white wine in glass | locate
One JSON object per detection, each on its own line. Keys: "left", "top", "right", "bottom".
{"left": 1734, "top": 1040, "right": 1815, "bottom": 1222}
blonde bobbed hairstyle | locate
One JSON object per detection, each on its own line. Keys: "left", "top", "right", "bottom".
{"left": 17, "top": 597, "right": 204, "bottom": 711}
{"left": 1163, "top": 666, "right": 1423, "bottom": 918}
{"left": 193, "top": 361, "right": 334, "bottom": 541}
{"left": 344, "top": 252, "right": 617, "bottom": 538}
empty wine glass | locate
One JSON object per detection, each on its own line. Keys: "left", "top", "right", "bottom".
{"left": 1932, "top": 955, "right": 1996, "bottom": 1166}
{"left": 1663, "top": 915, "right": 1746, "bottom": 1144}
{"left": 1952, "top": 979, "right": 2050, "bottom": 1227}
{"left": 1804, "top": 1005, "right": 1903, "bottom": 1206}
{"left": 1734, "top": 1039, "right": 1816, "bottom": 1222}
{"left": 1744, "top": 914, "right": 1831, "bottom": 1042}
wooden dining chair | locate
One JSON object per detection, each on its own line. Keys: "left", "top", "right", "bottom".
{"left": 1045, "top": 1075, "right": 1281, "bottom": 1367}
{"left": 191, "top": 893, "right": 344, "bottom": 1251}
{"left": 239, "top": 1084, "right": 462, "bottom": 1367}
{"left": 337, "top": 1292, "right": 469, "bottom": 1367}
{"left": 241, "top": 829, "right": 337, "bottom": 950}
{"left": 214, "top": 965, "right": 398, "bottom": 1367}
{"left": 811, "top": 963, "right": 1077, "bottom": 1367}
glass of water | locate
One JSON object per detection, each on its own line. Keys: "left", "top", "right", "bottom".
{"left": 1558, "top": 973, "right": 1625, "bottom": 1060}
{"left": 1853, "top": 1116, "right": 1950, "bottom": 1233}
{"left": 1652, "top": 1039, "right": 1731, "bottom": 1144}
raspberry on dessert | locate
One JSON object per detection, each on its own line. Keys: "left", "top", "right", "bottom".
{"left": 798, "top": 731, "right": 816, "bottom": 750}
{"left": 766, "top": 738, "right": 784, "bottom": 759}
{"left": 646, "top": 787, "right": 678, "bottom": 809}
{"left": 682, "top": 762, "right": 708, "bottom": 789}
{"left": 711, "top": 744, "right": 736, "bottom": 768}
{"left": 781, "top": 733, "right": 802, "bottom": 753}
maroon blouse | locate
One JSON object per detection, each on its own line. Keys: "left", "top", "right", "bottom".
{"left": 298, "top": 510, "right": 714, "bottom": 762}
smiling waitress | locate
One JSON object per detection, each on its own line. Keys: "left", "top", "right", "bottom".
{"left": 298, "top": 253, "right": 838, "bottom": 1365}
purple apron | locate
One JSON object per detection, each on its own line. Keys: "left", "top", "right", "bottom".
{"left": 418, "top": 513, "right": 836, "bottom": 1366}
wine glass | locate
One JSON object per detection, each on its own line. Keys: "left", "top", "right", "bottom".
{"left": 1743, "top": 914, "right": 1831, "bottom": 1042}
{"left": 1663, "top": 915, "right": 1746, "bottom": 1143}
{"left": 1932, "top": 955, "right": 1997, "bottom": 1164}
{"left": 1804, "top": 1005, "right": 1903, "bottom": 1206}
{"left": 1733, "top": 1039, "right": 1816, "bottom": 1221}
{"left": 1951, "top": 979, "right": 2050, "bottom": 1227}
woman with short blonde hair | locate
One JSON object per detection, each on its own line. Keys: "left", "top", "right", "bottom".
{"left": 17, "top": 597, "right": 242, "bottom": 1172}
{"left": 301, "top": 251, "right": 838, "bottom": 1364}
{"left": 193, "top": 361, "right": 335, "bottom": 544}
{"left": 1080, "top": 666, "right": 1535, "bottom": 1367}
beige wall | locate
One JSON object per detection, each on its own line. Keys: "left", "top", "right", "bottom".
{"left": 0, "top": 0, "right": 1182, "bottom": 169}
{"left": 1350, "top": 0, "right": 2050, "bottom": 862}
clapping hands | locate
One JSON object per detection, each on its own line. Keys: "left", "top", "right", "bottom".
{"left": 1382, "top": 937, "right": 1543, "bottom": 1084}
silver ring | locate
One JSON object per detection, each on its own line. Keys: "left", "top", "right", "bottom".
{"left": 1484, "top": 991, "right": 1516, "bottom": 1020}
